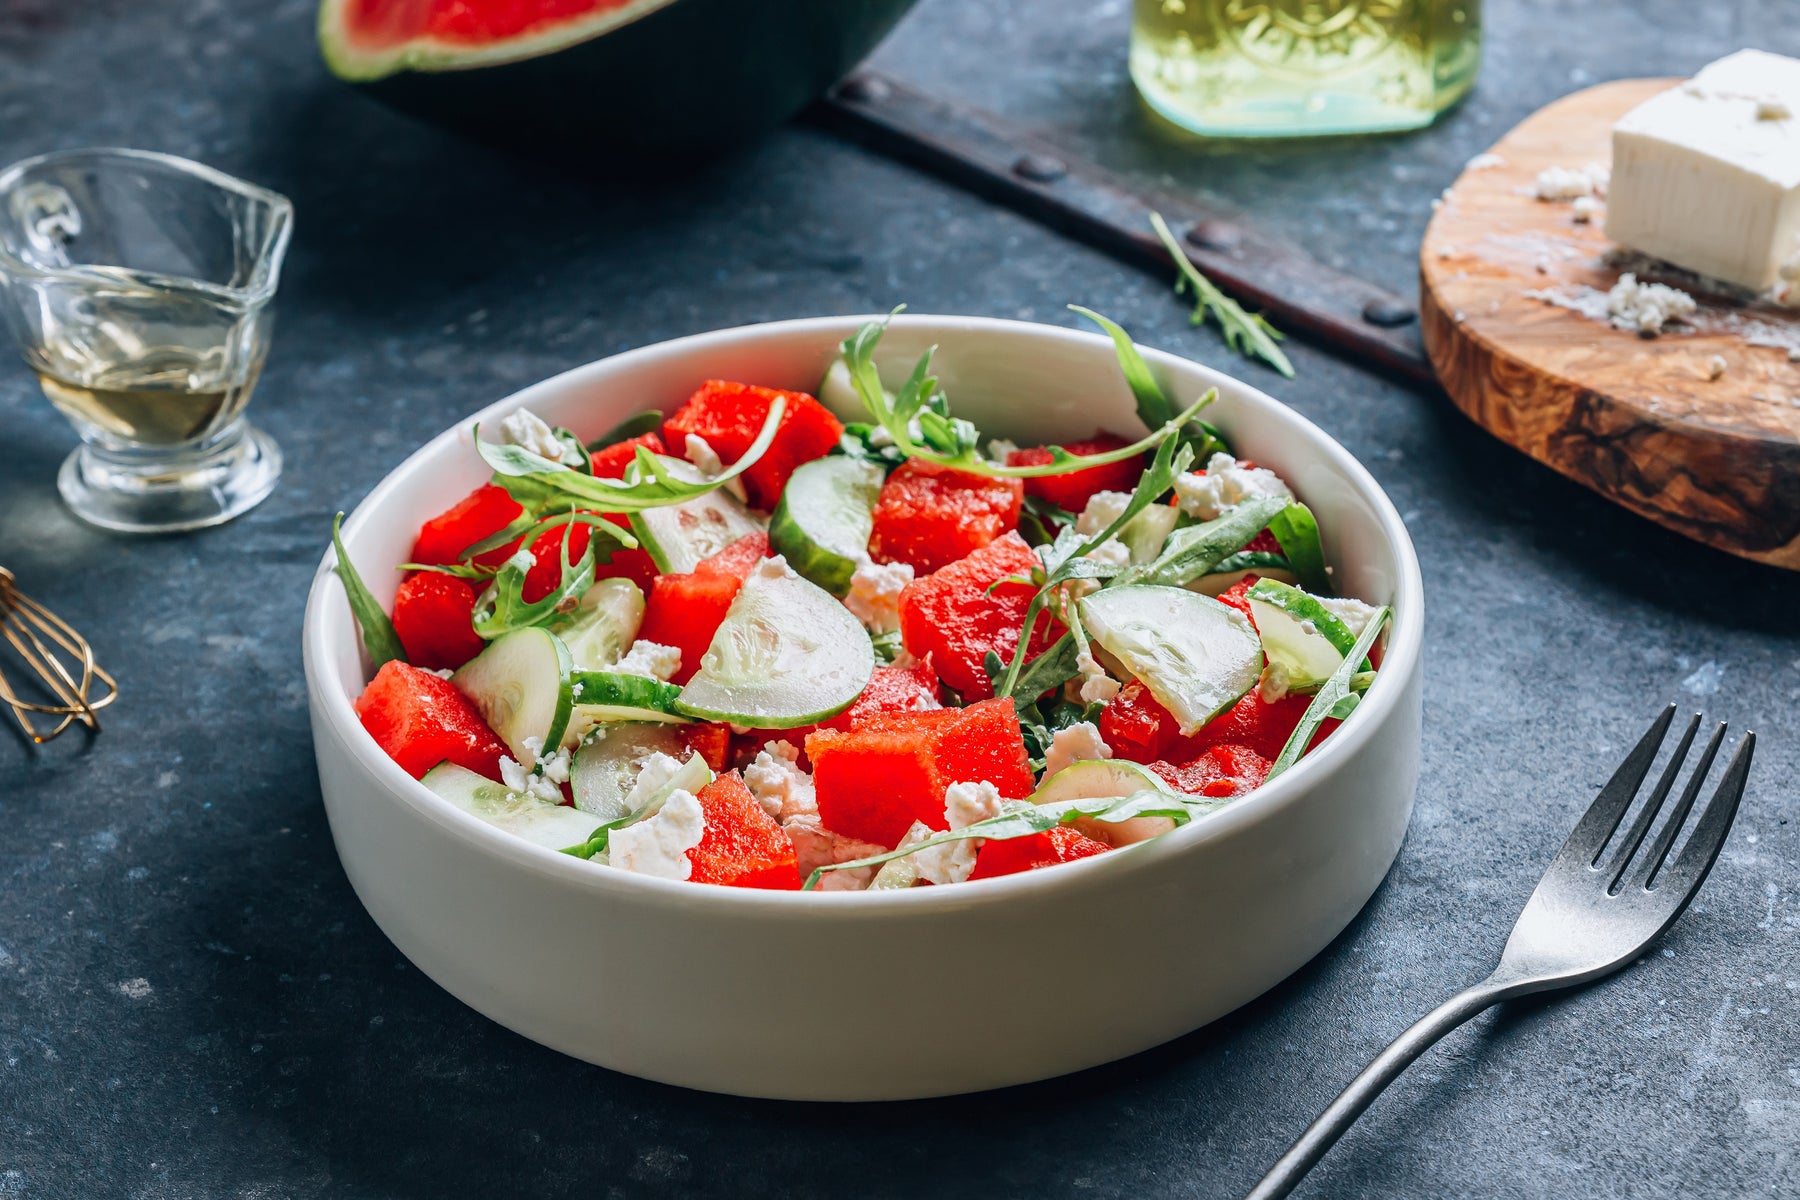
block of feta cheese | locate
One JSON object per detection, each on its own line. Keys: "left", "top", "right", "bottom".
{"left": 1606, "top": 50, "right": 1800, "bottom": 292}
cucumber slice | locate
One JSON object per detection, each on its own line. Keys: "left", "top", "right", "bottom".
{"left": 674, "top": 556, "right": 875, "bottom": 728}
{"left": 1117, "top": 504, "right": 1179, "bottom": 564}
{"left": 564, "top": 749, "right": 715, "bottom": 860}
{"left": 1079, "top": 585, "right": 1261, "bottom": 737}
{"left": 627, "top": 457, "right": 766, "bottom": 573}
{"left": 570, "top": 722, "right": 693, "bottom": 820}
{"left": 768, "top": 456, "right": 884, "bottom": 595}
{"left": 571, "top": 671, "right": 688, "bottom": 722}
{"left": 555, "top": 578, "right": 644, "bottom": 672}
{"left": 422, "top": 762, "right": 600, "bottom": 850}
{"left": 451, "top": 627, "right": 574, "bottom": 768}
{"left": 1246, "top": 578, "right": 1358, "bottom": 688}
{"left": 1030, "top": 759, "right": 1172, "bottom": 804}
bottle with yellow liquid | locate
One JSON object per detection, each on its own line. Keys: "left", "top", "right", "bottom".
{"left": 1131, "top": 0, "right": 1481, "bottom": 138}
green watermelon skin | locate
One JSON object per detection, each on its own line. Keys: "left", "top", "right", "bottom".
{"left": 333, "top": 0, "right": 919, "bottom": 159}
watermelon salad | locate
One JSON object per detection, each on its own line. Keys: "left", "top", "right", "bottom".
{"left": 331, "top": 313, "right": 1391, "bottom": 892}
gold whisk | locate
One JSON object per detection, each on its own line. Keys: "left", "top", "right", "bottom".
{"left": 0, "top": 567, "right": 117, "bottom": 743}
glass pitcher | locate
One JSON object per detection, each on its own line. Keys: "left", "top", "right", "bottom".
{"left": 0, "top": 148, "right": 292, "bottom": 533}
{"left": 1131, "top": 0, "right": 1482, "bottom": 138}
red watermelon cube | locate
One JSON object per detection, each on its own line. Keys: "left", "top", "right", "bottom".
{"left": 868, "top": 459, "right": 1024, "bottom": 574}
{"left": 636, "top": 571, "right": 743, "bottom": 685}
{"left": 354, "top": 660, "right": 509, "bottom": 781}
{"left": 662, "top": 380, "right": 843, "bottom": 511}
{"left": 410, "top": 483, "right": 523, "bottom": 567}
{"left": 695, "top": 531, "right": 770, "bottom": 580}
{"left": 897, "top": 531, "right": 1059, "bottom": 701}
{"left": 687, "top": 772, "right": 803, "bottom": 890}
{"left": 968, "top": 825, "right": 1112, "bottom": 881}
{"left": 1148, "top": 743, "right": 1272, "bottom": 799}
{"left": 806, "top": 697, "right": 1034, "bottom": 848}
{"left": 588, "top": 431, "right": 666, "bottom": 480}
{"left": 1006, "top": 432, "right": 1145, "bottom": 514}
{"left": 390, "top": 572, "right": 485, "bottom": 671}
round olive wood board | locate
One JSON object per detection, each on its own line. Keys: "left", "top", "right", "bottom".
{"left": 1420, "top": 78, "right": 1800, "bottom": 570}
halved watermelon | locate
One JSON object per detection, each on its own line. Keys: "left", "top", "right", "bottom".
{"left": 318, "top": 0, "right": 918, "bottom": 157}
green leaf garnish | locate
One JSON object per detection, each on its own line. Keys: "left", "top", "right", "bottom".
{"left": 839, "top": 319, "right": 1209, "bottom": 481}
{"left": 1123, "top": 495, "right": 1292, "bottom": 589}
{"left": 470, "top": 516, "right": 615, "bottom": 639}
{"left": 1265, "top": 606, "right": 1389, "bottom": 780}
{"left": 1150, "top": 211, "right": 1294, "bottom": 379}
{"left": 396, "top": 561, "right": 496, "bottom": 580}
{"left": 1067, "top": 305, "right": 1172, "bottom": 431}
{"left": 331, "top": 512, "right": 406, "bottom": 670}
{"left": 586, "top": 410, "right": 663, "bottom": 452}
{"left": 476, "top": 397, "right": 784, "bottom": 515}
{"left": 1266, "top": 502, "right": 1330, "bottom": 594}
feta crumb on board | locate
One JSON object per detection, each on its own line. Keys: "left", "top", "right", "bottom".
{"left": 498, "top": 409, "right": 578, "bottom": 465}
{"left": 1534, "top": 163, "right": 1608, "bottom": 202}
{"left": 1571, "top": 195, "right": 1602, "bottom": 223}
{"left": 1707, "top": 354, "right": 1729, "bottom": 380}
{"left": 609, "top": 789, "right": 706, "bottom": 880}
{"left": 1173, "top": 453, "right": 1294, "bottom": 521}
{"left": 1607, "top": 50, "right": 1800, "bottom": 291}
{"left": 1605, "top": 273, "right": 1697, "bottom": 336}
{"left": 613, "top": 639, "right": 682, "bottom": 682}
{"left": 1465, "top": 152, "right": 1507, "bottom": 171}
{"left": 744, "top": 741, "right": 818, "bottom": 823}
{"left": 1043, "top": 722, "right": 1112, "bottom": 777}
{"left": 844, "top": 560, "right": 913, "bottom": 636}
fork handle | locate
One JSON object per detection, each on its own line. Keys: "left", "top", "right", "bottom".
{"left": 1244, "top": 978, "right": 1518, "bottom": 1200}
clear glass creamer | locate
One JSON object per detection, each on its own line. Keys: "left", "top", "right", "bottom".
{"left": 1131, "top": 0, "right": 1482, "bottom": 138}
{"left": 0, "top": 149, "right": 292, "bottom": 532}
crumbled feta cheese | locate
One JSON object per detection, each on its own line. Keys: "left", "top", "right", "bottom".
{"left": 944, "top": 779, "right": 1004, "bottom": 830}
{"left": 1075, "top": 648, "right": 1121, "bottom": 706}
{"left": 1084, "top": 539, "right": 1132, "bottom": 569}
{"left": 622, "top": 751, "right": 686, "bottom": 813}
{"left": 1172, "top": 453, "right": 1294, "bottom": 521}
{"left": 1317, "top": 596, "right": 1381, "bottom": 639}
{"left": 537, "top": 745, "right": 572, "bottom": 786}
{"left": 1465, "top": 152, "right": 1506, "bottom": 171}
{"left": 1604, "top": 272, "right": 1696, "bottom": 336}
{"left": 783, "top": 814, "right": 886, "bottom": 891}
{"left": 497, "top": 754, "right": 561, "bottom": 804}
{"left": 987, "top": 437, "right": 1020, "bottom": 461}
{"left": 844, "top": 560, "right": 914, "bottom": 636}
{"left": 744, "top": 740, "right": 818, "bottom": 822}
{"left": 1535, "top": 163, "right": 1608, "bottom": 202}
{"left": 912, "top": 780, "right": 1004, "bottom": 887}
{"left": 1571, "top": 195, "right": 1602, "bottom": 223}
{"left": 609, "top": 788, "right": 705, "bottom": 879}
{"left": 499, "top": 409, "right": 577, "bottom": 464}
{"left": 1075, "top": 490, "right": 1133, "bottom": 538}
{"left": 1257, "top": 660, "right": 1292, "bottom": 704}
{"left": 613, "top": 639, "right": 682, "bottom": 682}
{"left": 753, "top": 555, "right": 798, "bottom": 584}
{"left": 682, "top": 432, "right": 725, "bottom": 477}
{"left": 1707, "top": 354, "right": 1729, "bottom": 380}
{"left": 1043, "top": 722, "right": 1111, "bottom": 777}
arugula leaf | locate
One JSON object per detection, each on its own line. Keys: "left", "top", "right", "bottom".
{"left": 1019, "top": 494, "right": 1078, "bottom": 547}
{"left": 1204, "top": 549, "right": 1292, "bottom": 578}
{"left": 988, "top": 631, "right": 1081, "bottom": 704}
{"left": 1265, "top": 606, "right": 1389, "bottom": 780}
{"left": 1067, "top": 305, "right": 1172, "bottom": 430}
{"left": 476, "top": 397, "right": 784, "bottom": 514}
{"left": 993, "top": 435, "right": 1194, "bottom": 700}
{"left": 1124, "top": 495, "right": 1292, "bottom": 589}
{"left": 838, "top": 320, "right": 1212, "bottom": 481}
{"left": 802, "top": 788, "right": 1228, "bottom": 890}
{"left": 396, "top": 561, "right": 496, "bottom": 580}
{"left": 1149, "top": 212, "right": 1295, "bottom": 379}
{"left": 586, "top": 410, "right": 663, "bottom": 452}
{"left": 458, "top": 509, "right": 637, "bottom": 565}
{"left": 870, "top": 629, "right": 905, "bottom": 665}
{"left": 331, "top": 512, "right": 406, "bottom": 670}
{"left": 471, "top": 520, "right": 597, "bottom": 639}
{"left": 1266, "top": 502, "right": 1331, "bottom": 594}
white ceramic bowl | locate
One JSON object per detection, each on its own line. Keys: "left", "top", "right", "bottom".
{"left": 303, "top": 315, "right": 1424, "bottom": 1101}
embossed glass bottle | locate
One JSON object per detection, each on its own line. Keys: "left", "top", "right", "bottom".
{"left": 1131, "top": 0, "right": 1481, "bottom": 138}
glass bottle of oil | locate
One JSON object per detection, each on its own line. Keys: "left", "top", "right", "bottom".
{"left": 1131, "top": 0, "right": 1481, "bottom": 138}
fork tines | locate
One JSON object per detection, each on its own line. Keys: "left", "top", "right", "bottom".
{"left": 1562, "top": 704, "right": 1755, "bottom": 900}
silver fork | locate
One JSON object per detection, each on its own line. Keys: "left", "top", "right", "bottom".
{"left": 1246, "top": 705, "right": 1756, "bottom": 1200}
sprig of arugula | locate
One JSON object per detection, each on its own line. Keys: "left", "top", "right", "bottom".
{"left": 1148, "top": 211, "right": 1294, "bottom": 379}
{"left": 839, "top": 317, "right": 1208, "bottom": 480}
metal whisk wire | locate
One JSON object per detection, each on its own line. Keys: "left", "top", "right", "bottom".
{"left": 0, "top": 567, "right": 117, "bottom": 743}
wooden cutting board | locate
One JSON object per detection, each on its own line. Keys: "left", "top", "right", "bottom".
{"left": 1420, "top": 78, "right": 1800, "bottom": 570}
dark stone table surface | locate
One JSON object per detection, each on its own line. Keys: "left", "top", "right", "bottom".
{"left": 3, "top": 2, "right": 1798, "bottom": 1197}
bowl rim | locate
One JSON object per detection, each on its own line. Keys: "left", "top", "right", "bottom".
{"left": 303, "top": 313, "right": 1425, "bottom": 917}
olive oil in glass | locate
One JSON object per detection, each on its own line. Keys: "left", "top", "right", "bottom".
{"left": 1131, "top": 0, "right": 1481, "bottom": 138}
